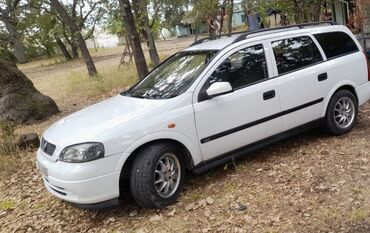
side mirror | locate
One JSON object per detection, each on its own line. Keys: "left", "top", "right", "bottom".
{"left": 206, "top": 82, "right": 233, "bottom": 98}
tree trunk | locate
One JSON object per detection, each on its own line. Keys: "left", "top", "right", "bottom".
{"left": 4, "top": 21, "right": 27, "bottom": 64}
{"left": 242, "top": 0, "right": 249, "bottom": 28}
{"left": 313, "top": 0, "right": 322, "bottom": 22}
{"left": 160, "top": 30, "right": 166, "bottom": 41}
{"left": 119, "top": 0, "right": 148, "bottom": 80}
{"left": 227, "top": 0, "right": 234, "bottom": 34}
{"left": 208, "top": 18, "right": 215, "bottom": 36}
{"left": 216, "top": 2, "right": 226, "bottom": 35}
{"left": 50, "top": 0, "right": 97, "bottom": 76}
{"left": 55, "top": 35, "right": 72, "bottom": 60}
{"left": 292, "top": 0, "right": 303, "bottom": 24}
{"left": 71, "top": 42, "right": 79, "bottom": 58}
{"left": 141, "top": 2, "right": 160, "bottom": 67}
{"left": 0, "top": 59, "right": 59, "bottom": 124}
{"left": 133, "top": 0, "right": 160, "bottom": 66}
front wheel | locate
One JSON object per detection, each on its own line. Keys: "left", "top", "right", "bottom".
{"left": 130, "top": 142, "right": 185, "bottom": 208}
{"left": 325, "top": 89, "right": 358, "bottom": 135}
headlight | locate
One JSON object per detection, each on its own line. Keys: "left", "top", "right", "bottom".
{"left": 59, "top": 142, "right": 105, "bottom": 163}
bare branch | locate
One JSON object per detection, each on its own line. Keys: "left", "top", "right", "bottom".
{"left": 72, "top": 0, "right": 78, "bottom": 18}
{"left": 60, "top": 21, "right": 72, "bottom": 45}
{"left": 83, "top": 19, "right": 96, "bottom": 40}
{"left": 82, "top": 1, "right": 101, "bottom": 23}
{"left": 78, "top": 0, "right": 85, "bottom": 27}
{"left": 83, "top": 6, "right": 103, "bottom": 40}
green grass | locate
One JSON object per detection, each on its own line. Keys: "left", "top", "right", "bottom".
{"left": 0, "top": 200, "right": 15, "bottom": 210}
{"left": 350, "top": 208, "right": 369, "bottom": 221}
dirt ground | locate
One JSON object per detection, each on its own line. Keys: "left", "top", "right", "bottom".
{"left": 1, "top": 37, "right": 370, "bottom": 233}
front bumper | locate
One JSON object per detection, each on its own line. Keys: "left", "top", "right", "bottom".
{"left": 36, "top": 149, "right": 121, "bottom": 205}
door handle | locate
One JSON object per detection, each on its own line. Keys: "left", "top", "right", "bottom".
{"left": 318, "top": 73, "right": 328, "bottom": 82}
{"left": 263, "top": 90, "right": 276, "bottom": 100}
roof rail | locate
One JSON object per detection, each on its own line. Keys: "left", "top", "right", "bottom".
{"left": 233, "top": 21, "right": 338, "bottom": 43}
{"left": 190, "top": 21, "right": 339, "bottom": 47}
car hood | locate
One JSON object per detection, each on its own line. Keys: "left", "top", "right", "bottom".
{"left": 43, "top": 95, "right": 171, "bottom": 146}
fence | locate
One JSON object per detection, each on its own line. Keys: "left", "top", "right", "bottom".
{"left": 357, "top": 35, "right": 370, "bottom": 55}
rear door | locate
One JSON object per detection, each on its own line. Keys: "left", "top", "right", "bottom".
{"left": 268, "top": 35, "right": 328, "bottom": 131}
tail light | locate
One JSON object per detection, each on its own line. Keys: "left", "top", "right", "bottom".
{"left": 364, "top": 51, "right": 370, "bottom": 81}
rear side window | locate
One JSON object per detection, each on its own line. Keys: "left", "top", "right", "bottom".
{"left": 272, "top": 36, "right": 323, "bottom": 74}
{"left": 314, "top": 32, "right": 358, "bottom": 59}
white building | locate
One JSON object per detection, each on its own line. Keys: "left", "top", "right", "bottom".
{"left": 85, "top": 30, "right": 120, "bottom": 49}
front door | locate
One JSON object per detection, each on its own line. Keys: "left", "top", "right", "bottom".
{"left": 193, "top": 43, "right": 283, "bottom": 161}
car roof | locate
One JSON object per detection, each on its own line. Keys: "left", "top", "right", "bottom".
{"left": 184, "top": 22, "right": 352, "bottom": 52}
{"left": 184, "top": 35, "right": 239, "bottom": 51}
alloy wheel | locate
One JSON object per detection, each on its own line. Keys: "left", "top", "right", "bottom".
{"left": 334, "top": 96, "right": 355, "bottom": 129}
{"left": 154, "top": 153, "right": 181, "bottom": 198}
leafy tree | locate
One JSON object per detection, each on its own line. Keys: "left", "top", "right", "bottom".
{"left": 104, "top": 1, "right": 125, "bottom": 36}
{"left": 188, "top": 0, "right": 222, "bottom": 36}
{"left": 132, "top": 0, "right": 160, "bottom": 66}
{"left": 51, "top": 0, "right": 106, "bottom": 59}
{"left": 160, "top": 0, "right": 190, "bottom": 30}
{"left": 119, "top": 0, "right": 148, "bottom": 79}
{"left": 247, "top": 0, "right": 323, "bottom": 24}
{"left": 0, "top": 0, "right": 28, "bottom": 63}
{"left": 226, "top": 0, "right": 233, "bottom": 33}
{"left": 22, "top": 6, "right": 57, "bottom": 58}
{"left": 0, "top": 29, "right": 15, "bottom": 62}
{"left": 50, "top": 0, "right": 97, "bottom": 76}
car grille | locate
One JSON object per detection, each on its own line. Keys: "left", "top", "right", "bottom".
{"left": 41, "top": 138, "right": 56, "bottom": 156}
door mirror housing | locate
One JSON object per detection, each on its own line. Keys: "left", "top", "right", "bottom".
{"left": 206, "top": 82, "right": 233, "bottom": 98}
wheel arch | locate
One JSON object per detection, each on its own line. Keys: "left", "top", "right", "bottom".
{"left": 322, "top": 81, "right": 358, "bottom": 116}
{"left": 116, "top": 132, "right": 202, "bottom": 180}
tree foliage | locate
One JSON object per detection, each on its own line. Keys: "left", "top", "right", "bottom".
{"left": 247, "top": 0, "right": 324, "bottom": 24}
{"left": 0, "top": 0, "right": 28, "bottom": 63}
{"left": 104, "top": 1, "right": 125, "bottom": 36}
{"left": 160, "top": 0, "right": 190, "bottom": 29}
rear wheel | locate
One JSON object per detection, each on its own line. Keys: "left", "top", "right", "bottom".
{"left": 130, "top": 142, "right": 185, "bottom": 208}
{"left": 325, "top": 89, "right": 358, "bottom": 135}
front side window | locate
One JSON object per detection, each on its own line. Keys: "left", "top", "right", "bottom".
{"left": 122, "top": 50, "right": 217, "bottom": 99}
{"left": 209, "top": 44, "right": 269, "bottom": 89}
{"left": 314, "top": 32, "right": 358, "bottom": 59}
{"left": 272, "top": 36, "right": 323, "bottom": 75}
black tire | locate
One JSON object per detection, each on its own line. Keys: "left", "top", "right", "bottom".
{"left": 325, "top": 89, "right": 358, "bottom": 135}
{"left": 130, "top": 142, "right": 185, "bottom": 208}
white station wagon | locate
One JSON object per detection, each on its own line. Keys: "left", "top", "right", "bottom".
{"left": 37, "top": 22, "right": 370, "bottom": 208}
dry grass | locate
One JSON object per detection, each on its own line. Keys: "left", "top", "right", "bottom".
{"left": 0, "top": 122, "right": 22, "bottom": 175}
{"left": 18, "top": 56, "right": 67, "bottom": 70}
{"left": 66, "top": 63, "right": 138, "bottom": 98}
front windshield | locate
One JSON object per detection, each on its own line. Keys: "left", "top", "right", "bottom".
{"left": 122, "top": 50, "right": 217, "bottom": 99}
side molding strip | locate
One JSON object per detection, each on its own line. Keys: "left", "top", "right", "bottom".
{"left": 194, "top": 118, "right": 324, "bottom": 174}
{"left": 200, "top": 97, "right": 324, "bottom": 144}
